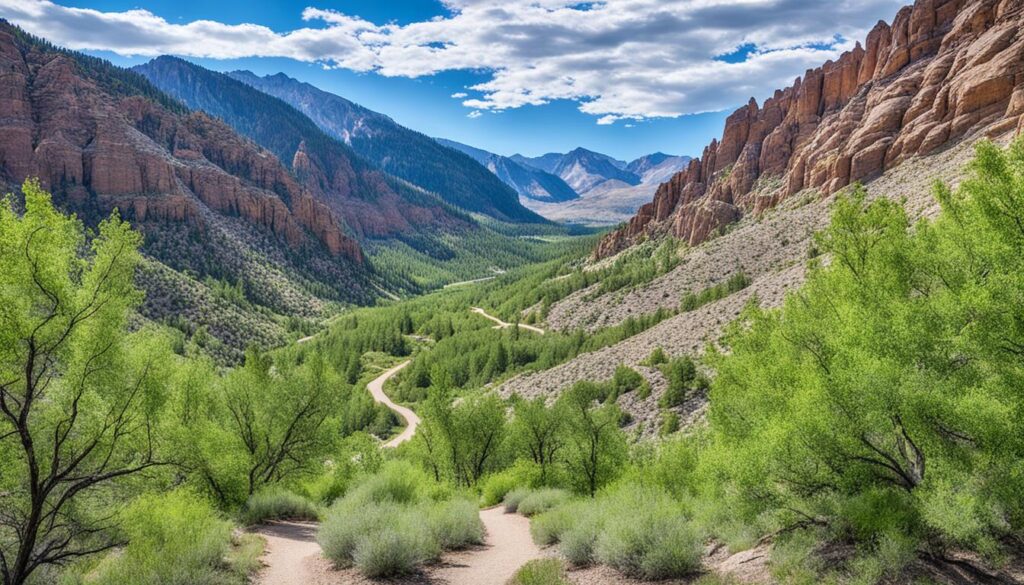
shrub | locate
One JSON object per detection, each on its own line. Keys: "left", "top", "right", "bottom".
{"left": 530, "top": 503, "right": 582, "bottom": 546}
{"left": 560, "top": 514, "right": 603, "bottom": 567}
{"left": 318, "top": 466, "right": 483, "bottom": 578}
{"left": 427, "top": 499, "right": 485, "bottom": 549}
{"left": 241, "top": 490, "right": 320, "bottom": 525}
{"left": 595, "top": 510, "right": 701, "bottom": 579}
{"left": 517, "top": 489, "right": 571, "bottom": 517}
{"left": 90, "top": 491, "right": 237, "bottom": 585}
{"left": 481, "top": 460, "right": 542, "bottom": 507}
{"left": 507, "top": 559, "right": 571, "bottom": 585}
{"left": 347, "top": 460, "right": 429, "bottom": 505}
{"left": 659, "top": 411, "right": 680, "bottom": 436}
{"left": 504, "top": 488, "right": 532, "bottom": 514}
{"left": 641, "top": 347, "right": 669, "bottom": 367}
{"left": 612, "top": 365, "right": 646, "bottom": 396}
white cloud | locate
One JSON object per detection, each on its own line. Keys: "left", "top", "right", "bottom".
{"left": 0, "top": 0, "right": 907, "bottom": 120}
{"left": 451, "top": 92, "right": 468, "bottom": 98}
{"left": 467, "top": 110, "right": 483, "bottom": 119}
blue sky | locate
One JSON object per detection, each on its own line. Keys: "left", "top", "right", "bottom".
{"left": 4, "top": 0, "right": 907, "bottom": 160}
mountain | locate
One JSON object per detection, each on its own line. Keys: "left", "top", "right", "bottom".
{"left": 0, "top": 22, "right": 372, "bottom": 362}
{"left": 134, "top": 57, "right": 471, "bottom": 241}
{"left": 223, "top": 70, "right": 543, "bottom": 223}
{"left": 435, "top": 138, "right": 579, "bottom": 203}
{"left": 509, "top": 150, "right": 691, "bottom": 226}
{"left": 514, "top": 148, "right": 640, "bottom": 194}
{"left": 598, "top": 0, "right": 1024, "bottom": 258}
{"left": 626, "top": 152, "right": 692, "bottom": 185}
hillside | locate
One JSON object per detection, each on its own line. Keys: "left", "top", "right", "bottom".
{"left": 598, "top": 0, "right": 1024, "bottom": 258}
{"left": 436, "top": 138, "right": 579, "bottom": 203}
{"left": 0, "top": 22, "right": 373, "bottom": 363}
{"left": 135, "top": 57, "right": 472, "bottom": 241}
{"left": 225, "top": 70, "right": 543, "bottom": 223}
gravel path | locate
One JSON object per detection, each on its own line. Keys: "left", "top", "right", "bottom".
{"left": 432, "top": 506, "right": 544, "bottom": 585}
{"left": 254, "top": 522, "right": 335, "bottom": 585}
{"left": 367, "top": 361, "right": 418, "bottom": 448}
{"left": 471, "top": 307, "right": 546, "bottom": 335}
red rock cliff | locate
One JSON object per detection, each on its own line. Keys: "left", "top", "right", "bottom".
{"left": 0, "top": 28, "right": 363, "bottom": 264}
{"left": 597, "top": 0, "right": 1024, "bottom": 258}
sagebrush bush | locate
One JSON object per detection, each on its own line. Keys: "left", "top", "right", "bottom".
{"left": 427, "top": 499, "right": 485, "bottom": 549}
{"left": 530, "top": 503, "right": 581, "bottom": 546}
{"left": 504, "top": 487, "right": 532, "bottom": 514}
{"left": 241, "top": 490, "right": 320, "bottom": 525}
{"left": 560, "top": 514, "right": 603, "bottom": 567}
{"left": 593, "top": 489, "right": 701, "bottom": 579}
{"left": 517, "top": 489, "right": 570, "bottom": 517}
{"left": 352, "top": 523, "right": 436, "bottom": 577}
{"left": 318, "top": 466, "right": 483, "bottom": 578}
{"left": 507, "top": 559, "right": 571, "bottom": 585}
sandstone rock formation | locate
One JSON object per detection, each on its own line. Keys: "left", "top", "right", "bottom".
{"left": 597, "top": 0, "right": 1024, "bottom": 258}
{"left": 0, "top": 24, "right": 363, "bottom": 264}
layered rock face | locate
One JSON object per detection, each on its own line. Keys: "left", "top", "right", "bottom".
{"left": 0, "top": 26, "right": 362, "bottom": 263}
{"left": 597, "top": 0, "right": 1024, "bottom": 258}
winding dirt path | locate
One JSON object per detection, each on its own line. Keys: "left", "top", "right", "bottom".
{"left": 471, "top": 307, "right": 546, "bottom": 335}
{"left": 366, "top": 361, "right": 417, "bottom": 448}
{"left": 254, "top": 522, "right": 330, "bottom": 585}
{"left": 431, "top": 506, "right": 544, "bottom": 585}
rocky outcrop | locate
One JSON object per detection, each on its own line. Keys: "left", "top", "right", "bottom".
{"left": 597, "top": 0, "right": 1024, "bottom": 258}
{"left": 0, "top": 25, "right": 363, "bottom": 264}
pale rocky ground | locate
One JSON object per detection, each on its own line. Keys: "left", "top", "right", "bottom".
{"left": 500, "top": 131, "right": 1011, "bottom": 435}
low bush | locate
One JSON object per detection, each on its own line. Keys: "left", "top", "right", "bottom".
{"left": 506, "top": 559, "right": 571, "bottom": 585}
{"left": 352, "top": 523, "right": 438, "bottom": 577}
{"left": 560, "top": 513, "right": 603, "bottom": 567}
{"left": 503, "top": 487, "right": 532, "bottom": 514}
{"left": 88, "top": 490, "right": 243, "bottom": 585}
{"left": 318, "top": 466, "right": 483, "bottom": 578}
{"left": 481, "top": 460, "right": 542, "bottom": 507}
{"left": 530, "top": 503, "right": 582, "bottom": 546}
{"left": 593, "top": 490, "right": 701, "bottom": 579}
{"left": 517, "top": 489, "right": 570, "bottom": 517}
{"left": 240, "top": 490, "right": 321, "bottom": 525}
{"left": 427, "top": 499, "right": 485, "bottom": 549}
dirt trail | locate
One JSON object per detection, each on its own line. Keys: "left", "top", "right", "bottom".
{"left": 471, "top": 307, "right": 546, "bottom": 335}
{"left": 432, "top": 506, "right": 544, "bottom": 585}
{"left": 366, "top": 361, "right": 418, "bottom": 448}
{"left": 254, "top": 522, "right": 332, "bottom": 585}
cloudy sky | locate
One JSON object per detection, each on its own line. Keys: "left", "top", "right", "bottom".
{"left": 0, "top": 0, "right": 906, "bottom": 159}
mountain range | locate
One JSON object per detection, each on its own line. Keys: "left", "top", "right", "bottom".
{"left": 222, "top": 70, "right": 541, "bottom": 224}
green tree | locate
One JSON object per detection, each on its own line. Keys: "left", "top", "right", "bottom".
{"left": 0, "top": 182, "right": 172, "bottom": 585}
{"left": 511, "top": 397, "right": 564, "bottom": 484}
{"left": 559, "top": 382, "right": 627, "bottom": 496}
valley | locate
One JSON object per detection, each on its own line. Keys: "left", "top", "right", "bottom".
{"left": 1, "top": 1, "right": 1024, "bottom": 585}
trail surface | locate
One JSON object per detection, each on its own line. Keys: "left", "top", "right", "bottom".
{"left": 254, "top": 522, "right": 329, "bottom": 585}
{"left": 471, "top": 307, "right": 546, "bottom": 335}
{"left": 366, "top": 361, "right": 417, "bottom": 448}
{"left": 432, "top": 506, "right": 544, "bottom": 585}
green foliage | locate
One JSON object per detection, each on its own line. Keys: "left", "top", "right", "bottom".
{"left": 516, "top": 489, "right": 572, "bottom": 517}
{"left": 317, "top": 464, "right": 483, "bottom": 577}
{"left": 507, "top": 559, "right": 571, "bottom": 585}
{"left": 641, "top": 347, "right": 669, "bottom": 366}
{"left": 559, "top": 383, "right": 629, "bottom": 496}
{"left": 611, "top": 365, "right": 648, "bottom": 398}
{"left": 680, "top": 271, "right": 751, "bottom": 312}
{"left": 416, "top": 391, "right": 508, "bottom": 487}
{"left": 503, "top": 488, "right": 533, "bottom": 514}
{"left": 659, "top": 356, "right": 708, "bottom": 408}
{"left": 705, "top": 139, "right": 1024, "bottom": 569}
{"left": 0, "top": 181, "right": 177, "bottom": 585}
{"left": 659, "top": 411, "right": 680, "bottom": 437}
{"left": 87, "top": 491, "right": 249, "bottom": 585}
{"left": 240, "top": 490, "right": 321, "bottom": 526}
{"left": 480, "top": 460, "right": 543, "bottom": 507}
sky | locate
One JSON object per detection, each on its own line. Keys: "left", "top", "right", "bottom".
{"left": 0, "top": 0, "right": 908, "bottom": 161}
